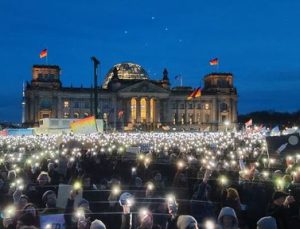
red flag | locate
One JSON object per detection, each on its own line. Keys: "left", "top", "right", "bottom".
{"left": 209, "top": 58, "right": 218, "bottom": 66}
{"left": 40, "top": 49, "right": 47, "bottom": 58}
{"left": 118, "top": 110, "right": 124, "bottom": 119}
{"left": 245, "top": 119, "right": 253, "bottom": 127}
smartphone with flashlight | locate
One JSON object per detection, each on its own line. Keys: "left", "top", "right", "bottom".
{"left": 75, "top": 208, "right": 85, "bottom": 221}
{"left": 73, "top": 181, "right": 82, "bottom": 194}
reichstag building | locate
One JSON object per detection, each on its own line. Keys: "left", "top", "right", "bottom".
{"left": 23, "top": 62, "right": 237, "bottom": 131}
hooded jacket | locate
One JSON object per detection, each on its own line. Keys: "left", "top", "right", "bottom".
{"left": 217, "top": 207, "right": 238, "bottom": 229}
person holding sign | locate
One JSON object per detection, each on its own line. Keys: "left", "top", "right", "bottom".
{"left": 64, "top": 181, "right": 93, "bottom": 229}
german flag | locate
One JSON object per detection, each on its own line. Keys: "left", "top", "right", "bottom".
{"left": 209, "top": 58, "right": 218, "bottom": 66}
{"left": 39, "top": 49, "right": 48, "bottom": 58}
{"left": 187, "top": 87, "right": 201, "bottom": 100}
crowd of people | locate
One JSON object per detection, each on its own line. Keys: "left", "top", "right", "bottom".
{"left": 0, "top": 131, "right": 299, "bottom": 229}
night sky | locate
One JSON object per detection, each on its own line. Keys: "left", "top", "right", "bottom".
{"left": 1, "top": 0, "right": 300, "bottom": 122}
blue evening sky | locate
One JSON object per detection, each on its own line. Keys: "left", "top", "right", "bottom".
{"left": 0, "top": 0, "right": 300, "bottom": 122}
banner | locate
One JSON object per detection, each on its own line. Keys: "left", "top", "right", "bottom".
{"left": 40, "top": 214, "right": 65, "bottom": 229}
{"left": 266, "top": 133, "right": 300, "bottom": 156}
{"left": 0, "top": 128, "right": 34, "bottom": 136}
{"left": 70, "top": 116, "right": 98, "bottom": 134}
{"left": 57, "top": 184, "right": 82, "bottom": 209}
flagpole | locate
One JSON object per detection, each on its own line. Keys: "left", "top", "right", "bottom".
{"left": 46, "top": 47, "right": 48, "bottom": 65}
{"left": 180, "top": 76, "right": 183, "bottom": 87}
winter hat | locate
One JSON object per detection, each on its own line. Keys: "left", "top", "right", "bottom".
{"left": 257, "top": 216, "right": 277, "bottom": 229}
{"left": 42, "top": 190, "right": 55, "bottom": 203}
{"left": 78, "top": 198, "right": 89, "bottom": 207}
{"left": 176, "top": 215, "right": 198, "bottom": 229}
{"left": 90, "top": 219, "right": 106, "bottom": 229}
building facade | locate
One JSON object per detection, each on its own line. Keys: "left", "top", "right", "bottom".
{"left": 23, "top": 62, "right": 238, "bottom": 131}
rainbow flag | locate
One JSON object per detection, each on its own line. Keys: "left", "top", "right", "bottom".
{"left": 70, "top": 116, "right": 98, "bottom": 134}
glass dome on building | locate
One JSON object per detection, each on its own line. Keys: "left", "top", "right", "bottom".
{"left": 102, "top": 62, "right": 149, "bottom": 88}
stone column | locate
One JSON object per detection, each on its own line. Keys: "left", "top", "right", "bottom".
{"left": 126, "top": 98, "right": 131, "bottom": 124}
{"left": 232, "top": 98, "right": 237, "bottom": 123}
{"left": 112, "top": 96, "right": 117, "bottom": 130}
{"left": 136, "top": 97, "right": 141, "bottom": 123}
{"left": 184, "top": 101, "right": 188, "bottom": 124}
{"left": 155, "top": 99, "right": 160, "bottom": 123}
{"left": 146, "top": 97, "right": 151, "bottom": 123}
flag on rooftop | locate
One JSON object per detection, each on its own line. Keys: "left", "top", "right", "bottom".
{"left": 209, "top": 58, "right": 218, "bottom": 66}
{"left": 187, "top": 87, "right": 201, "bottom": 100}
{"left": 39, "top": 49, "right": 48, "bottom": 58}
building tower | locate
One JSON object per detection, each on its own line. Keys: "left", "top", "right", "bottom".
{"left": 161, "top": 68, "right": 170, "bottom": 89}
{"left": 202, "top": 73, "right": 238, "bottom": 131}
{"left": 21, "top": 82, "right": 26, "bottom": 124}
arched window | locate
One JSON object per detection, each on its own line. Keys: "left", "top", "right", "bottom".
{"left": 220, "top": 103, "right": 228, "bottom": 112}
{"left": 131, "top": 98, "right": 137, "bottom": 122}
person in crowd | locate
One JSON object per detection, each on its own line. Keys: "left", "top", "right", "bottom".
{"left": 47, "top": 162, "right": 60, "bottom": 186}
{"left": 21, "top": 203, "right": 40, "bottom": 228}
{"left": 26, "top": 171, "right": 55, "bottom": 208}
{"left": 64, "top": 188, "right": 93, "bottom": 229}
{"left": 267, "top": 191, "right": 296, "bottom": 229}
{"left": 256, "top": 216, "right": 277, "bottom": 229}
{"left": 217, "top": 207, "right": 239, "bottom": 229}
{"left": 15, "top": 213, "right": 37, "bottom": 229}
{"left": 40, "top": 190, "right": 63, "bottom": 215}
{"left": 191, "top": 178, "right": 216, "bottom": 224}
{"left": 90, "top": 219, "right": 107, "bottom": 229}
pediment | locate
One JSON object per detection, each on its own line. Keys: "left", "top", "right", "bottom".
{"left": 118, "top": 81, "right": 170, "bottom": 94}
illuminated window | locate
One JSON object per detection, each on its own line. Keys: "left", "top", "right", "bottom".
{"left": 150, "top": 98, "right": 155, "bottom": 122}
{"left": 140, "top": 98, "right": 146, "bottom": 122}
{"left": 205, "top": 103, "right": 210, "bottom": 110}
{"left": 42, "top": 114, "right": 49, "bottom": 118}
{"left": 131, "top": 98, "right": 137, "bottom": 122}
{"left": 64, "top": 101, "right": 69, "bottom": 108}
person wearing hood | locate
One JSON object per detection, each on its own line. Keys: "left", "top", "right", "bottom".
{"left": 89, "top": 219, "right": 106, "bottom": 229}
{"left": 176, "top": 215, "right": 198, "bottom": 229}
{"left": 217, "top": 207, "right": 239, "bottom": 229}
{"left": 257, "top": 216, "right": 277, "bottom": 229}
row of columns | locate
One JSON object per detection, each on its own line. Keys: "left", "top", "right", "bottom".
{"left": 124, "top": 97, "right": 160, "bottom": 124}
